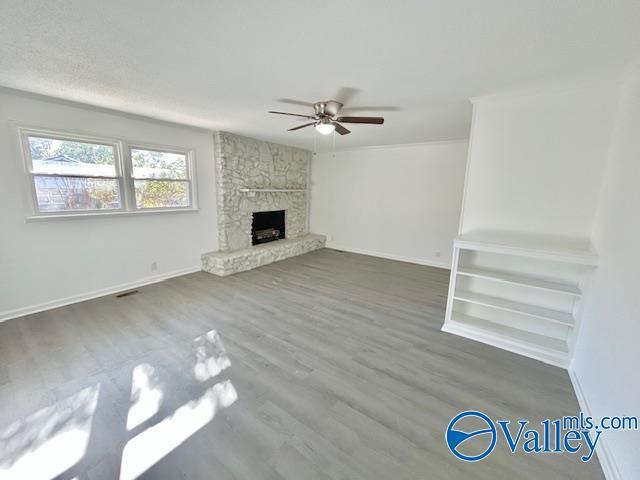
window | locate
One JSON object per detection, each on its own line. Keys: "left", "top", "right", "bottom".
{"left": 26, "top": 135, "right": 122, "bottom": 212}
{"left": 20, "top": 129, "right": 196, "bottom": 217}
{"left": 130, "top": 148, "right": 191, "bottom": 209}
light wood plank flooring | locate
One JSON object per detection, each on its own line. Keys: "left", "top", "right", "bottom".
{"left": 0, "top": 249, "right": 603, "bottom": 479}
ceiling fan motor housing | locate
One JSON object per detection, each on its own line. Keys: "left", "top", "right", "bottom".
{"left": 313, "top": 101, "right": 343, "bottom": 118}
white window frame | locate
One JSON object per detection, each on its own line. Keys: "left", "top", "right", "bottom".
{"left": 19, "top": 127, "right": 198, "bottom": 220}
{"left": 127, "top": 143, "right": 196, "bottom": 211}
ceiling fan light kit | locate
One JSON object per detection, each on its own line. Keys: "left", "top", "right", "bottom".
{"left": 268, "top": 99, "right": 385, "bottom": 137}
{"left": 315, "top": 118, "right": 335, "bottom": 135}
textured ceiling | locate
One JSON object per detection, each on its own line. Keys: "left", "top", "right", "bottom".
{"left": 1, "top": 0, "right": 640, "bottom": 149}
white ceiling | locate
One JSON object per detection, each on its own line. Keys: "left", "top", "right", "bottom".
{"left": 1, "top": 1, "right": 640, "bottom": 149}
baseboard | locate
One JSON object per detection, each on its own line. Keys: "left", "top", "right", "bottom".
{"left": 0, "top": 265, "right": 202, "bottom": 323}
{"left": 326, "top": 244, "right": 450, "bottom": 270}
{"left": 569, "top": 366, "right": 622, "bottom": 480}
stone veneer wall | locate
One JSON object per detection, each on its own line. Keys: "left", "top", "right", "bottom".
{"left": 215, "top": 131, "right": 311, "bottom": 252}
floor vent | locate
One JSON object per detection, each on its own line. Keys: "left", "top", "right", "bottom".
{"left": 116, "top": 290, "right": 139, "bottom": 298}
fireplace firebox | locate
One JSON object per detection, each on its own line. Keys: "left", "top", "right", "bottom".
{"left": 252, "top": 210, "right": 285, "bottom": 245}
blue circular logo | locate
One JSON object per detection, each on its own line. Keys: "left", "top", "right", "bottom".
{"left": 446, "top": 411, "right": 497, "bottom": 462}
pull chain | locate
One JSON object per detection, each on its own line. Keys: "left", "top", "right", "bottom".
{"left": 313, "top": 128, "right": 317, "bottom": 156}
{"left": 332, "top": 129, "right": 336, "bottom": 158}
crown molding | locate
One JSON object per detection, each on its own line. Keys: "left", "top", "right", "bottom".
{"left": 470, "top": 74, "right": 623, "bottom": 105}
{"left": 319, "top": 138, "right": 469, "bottom": 154}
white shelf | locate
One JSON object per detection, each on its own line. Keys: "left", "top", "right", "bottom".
{"left": 454, "top": 230, "right": 598, "bottom": 265}
{"left": 454, "top": 290, "right": 574, "bottom": 326}
{"left": 457, "top": 266, "right": 581, "bottom": 296}
{"left": 239, "top": 188, "right": 306, "bottom": 193}
{"left": 444, "top": 229, "right": 597, "bottom": 368}
{"left": 443, "top": 313, "right": 569, "bottom": 367}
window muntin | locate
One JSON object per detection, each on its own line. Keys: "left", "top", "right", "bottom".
{"left": 21, "top": 129, "right": 195, "bottom": 217}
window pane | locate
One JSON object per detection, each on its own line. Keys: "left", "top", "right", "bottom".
{"left": 28, "top": 136, "right": 116, "bottom": 176}
{"left": 131, "top": 148, "right": 187, "bottom": 179}
{"left": 134, "top": 180, "right": 190, "bottom": 208}
{"left": 34, "top": 176, "right": 121, "bottom": 212}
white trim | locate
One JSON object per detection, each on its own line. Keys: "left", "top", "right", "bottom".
{"left": 569, "top": 366, "right": 622, "bottom": 480}
{"left": 470, "top": 75, "right": 623, "bottom": 105}
{"left": 18, "top": 127, "right": 127, "bottom": 217}
{"left": 457, "top": 101, "right": 477, "bottom": 234}
{"left": 0, "top": 265, "right": 202, "bottom": 323}
{"left": 326, "top": 244, "right": 450, "bottom": 269}
{"left": 444, "top": 246, "right": 460, "bottom": 324}
{"left": 331, "top": 138, "right": 469, "bottom": 153}
{"left": 238, "top": 188, "right": 306, "bottom": 193}
{"left": 25, "top": 207, "right": 199, "bottom": 222}
{"left": 127, "top": 144, "right": 197, "bottom": 211}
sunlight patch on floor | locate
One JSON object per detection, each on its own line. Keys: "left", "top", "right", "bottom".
{"left": 192, "top": 330, "right": 231, "bottom": 382}
{"left": 119, "top": 379, "right": 238, "bottom": 480}
{"left": 127, "top": 364, "right": 163, "bottom": 430}
{"left": 0, "top": 385, "right": 100, "bottom": 480}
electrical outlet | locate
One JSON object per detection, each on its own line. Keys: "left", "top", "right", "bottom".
{"left": 151, "top": 261, "right": 158, "bottom": 271}
{"left": 435, "top": 250, "right": 441, "bottom": 258}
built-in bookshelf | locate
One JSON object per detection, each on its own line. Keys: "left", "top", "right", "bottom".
{"left": 442, "top": 230, "right": 597, "bottom": 368}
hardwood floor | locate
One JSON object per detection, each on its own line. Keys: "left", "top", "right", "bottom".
{"left": 0, "top": 249, "right": 603, "bottom": 479}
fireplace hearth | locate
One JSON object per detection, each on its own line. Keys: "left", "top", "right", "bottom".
{"left": 252, "top": 210, "right": 285, "bottom": 245}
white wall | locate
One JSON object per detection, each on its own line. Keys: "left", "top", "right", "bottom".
{"left": 571, "top": 68, "right": 640, "bottom": 480}
{"left": 310, "top": 141, "right": 468, "bottom": 267}
{"left": 0, "top": 90, "right": 218, "bottom": 319}
{"left": 460, "top": 84, "right": 619, "bottom": 238}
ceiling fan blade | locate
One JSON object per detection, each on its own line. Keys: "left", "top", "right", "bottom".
{"left": 336, "top": 116, "right": 384, "bottom": 124}
{"left": 277, "top": 98, "right": 314, "bottom": 107}
{"left": 288, "top": 122, "right": 315, "bottom": 131}
{"left": 334, "top": 87, "right": 360, "bottom": 105}
{"left": 341, "top": 106, "right": 399, "bottom": 112}
{"left": 269, "top": 111, "right": 315, "bottom": 119}
{"left": 333, "top": 122, "right": 351, "bottom": 135}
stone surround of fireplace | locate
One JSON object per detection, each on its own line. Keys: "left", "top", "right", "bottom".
{"left": 202, "top": 131, "right": 325, "bottom": 276}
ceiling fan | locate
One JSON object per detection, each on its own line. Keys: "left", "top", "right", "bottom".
{"left": 268, "top": 100, "right": 384, "bottom": 136}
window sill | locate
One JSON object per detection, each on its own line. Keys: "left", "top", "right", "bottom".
{"left": 25, "top": 208, "right": 200, "bottom": 222}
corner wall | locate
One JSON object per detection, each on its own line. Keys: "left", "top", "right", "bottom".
{"left": 571, "top": 68, "right": 640, "bottom": 480}
{"left": 310, "top": 141, "right": 468, "bottom": 268}
{"left": 460, "top": 84, "right": 619, "bottom": 238}
{"left": 0, "top": 90, "right": 218, "bottom": 320}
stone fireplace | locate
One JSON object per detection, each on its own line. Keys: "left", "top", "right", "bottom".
{"left": 201, "top": 132, "right": 325, "bottom": 276}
